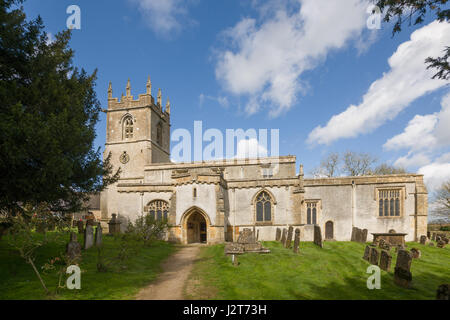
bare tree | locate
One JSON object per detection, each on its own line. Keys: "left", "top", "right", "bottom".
{"left": 310, "top": 152, "right": 340, "bottom": 178}
{"left": 370, "top": 163, "right": 407, "bottom": 175}
{"left": 434, "top": 180, "right": 450, "bottom": 221}
{"left": 342, "top": 151, "right": 377, "bottom": 176}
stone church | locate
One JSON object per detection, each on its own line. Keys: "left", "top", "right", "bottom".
{"left": 100, "top": 78, "right": 428, "bottom": 244}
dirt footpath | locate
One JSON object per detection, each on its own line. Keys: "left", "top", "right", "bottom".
{"left": 135, "top": 245, "right": 200, "bottom": 300}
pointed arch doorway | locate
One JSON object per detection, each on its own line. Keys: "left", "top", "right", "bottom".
{"left": 181, "top": 207, "right": 210, "bottom": 244}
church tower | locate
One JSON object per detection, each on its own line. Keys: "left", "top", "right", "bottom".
{"left": 103, "top": 77, "right": 171, "bottom": 179}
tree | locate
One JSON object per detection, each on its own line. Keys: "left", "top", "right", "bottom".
{"left": 434, "top": 180, "right": 450, "bottom": 220}
{"left": 311, "top": 152, "right": 340, "bottom": 177}
{"left": 370, "top": 163, "right": 407, "bottom": 175}
{"left": 375, "top": 0, "right": 450, "bottom": 80}
{"left": 0, "top": 0, "right": 120, "bottom": 219}
{"left": 342, "top": 151, "right": 377, "bottom": 176}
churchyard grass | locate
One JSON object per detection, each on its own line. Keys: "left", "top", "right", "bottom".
{"left": 0, "top": 232, "right": 176, "bottom": 300}
{"left": 185, "top": 241, "right": 450, "bottom": 300}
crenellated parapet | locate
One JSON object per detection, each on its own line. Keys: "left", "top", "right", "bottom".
{"left": 106, "top": 77, "right": 171, "bottom": 118}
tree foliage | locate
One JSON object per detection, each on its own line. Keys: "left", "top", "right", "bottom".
{"left": 342, "top": 151, "right": 377, "bottom": 176}
{"left": 375, "top": 0, "right": 450, "bottom": 80}
{"left": 370, "top": 163, "right": 407, "bottom": 175}
{"left": 0, "top": 0, "right": 120, "bottom": 218}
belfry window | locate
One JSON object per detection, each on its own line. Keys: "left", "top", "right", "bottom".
{"left": 255, "top": 191, "right": 273, "bottom": 223}
{"left": 146, "top": 200, "right": 169, "bottom": 221}
{"left": 378, "top": 189, "right": 401, "bottom": 217}
{"left": 123, "top": 116, "right": 133, "bottom": 139}
{"left": 156, "top": 122, "right": 163, "bottom": 146}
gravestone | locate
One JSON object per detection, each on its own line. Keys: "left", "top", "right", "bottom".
{"left": 293, "top": 229, "right": 300, "bottom": 254}
{"left": 394, "top": 249, "right": 413, "bottom": 288}
{"left": 84, "top": 225, "right": 94, "bottom": 250}
{"left": 363, "top": 245, "right": 371, "bottom": 261}
{"left": 437, "top": 240, "right": 446, "bottom": 248}
{"left": 275, "top": 228, "right": 281, "bottom": 241}
{"left": 285, "top": 226, "right": 293, "bottom": 248}
{"left": 313, "top": 225, "right": 323, "bottom": 248}
{"left": 431, "top": 233, "right": 436, "bottom": 241}
{"left": 86, "top": 219, "right": 95, "bottom": 227}
{"left": 256, "top": 229, "right": 259, "bottom": 241}
{"left": 443, "top": 237, "right": 449, "bottom": 244}
{"left": 419, "top": 235, "right": 427, "bottom": 245}
{"left": 429, "top": 242, "right": 435, "bottom": 247}
{"left": 379, "top": 250, "right": 392, "bottom": 272}
{"left": 427, "top": 231, "right": 430, "bottom": 239}
{"left": 410, "top": 248, "right": 421, "bottom": 259}
{"left": 237, "top": 228, "right": 256, "bottom": 244}
{"left": 108, "top": 213, "right": 122, "bottom": 234}
{"left": 351, "top": 227, "right": 357, "bottom": 242}
{"left": 77, "top": 220, "right": 84, "bottom": 234}
{"left": 95, "top": 225, "right": 103, "bottom": 247}
{"left": 362, "top": 229, "right": 368, "bottom": 243}
{"left": 281, "top": 228, "right": 287, "bottom": 246}
{"left": 369, "top": 247, "right": 379, "bottom": 265}
{"left": 436, "top": 284, "right": 449, "bottom": 300}
{"left": 66, "top": 232, "right": 81, "bottom": 262}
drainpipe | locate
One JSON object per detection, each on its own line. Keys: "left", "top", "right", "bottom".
{"left": 351, "top": 180, "right": 356, "bottom": 228}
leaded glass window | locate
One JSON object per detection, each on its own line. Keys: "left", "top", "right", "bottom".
{"left": 255, "top": 191, "right": 273, "bottom": 222}
{"left": 378, "top": 189, "right": 401, "bottom": 218}
{"left": 147, "top": 200, "right": 169, "bottom": 221}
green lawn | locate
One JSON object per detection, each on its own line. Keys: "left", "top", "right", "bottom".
{"left": 185, "top": 241, "right": 450, "bottom": 300}
{"left": 0, "top": 232, "right": 176, "bottom": 300}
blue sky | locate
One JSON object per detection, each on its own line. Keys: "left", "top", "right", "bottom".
{"left": 22, "top": 0, "right": 450, "bottom": 195}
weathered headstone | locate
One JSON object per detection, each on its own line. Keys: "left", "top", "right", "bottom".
{"left": 437, "top": 240, "right": 446, "bottom": 248}
{"left": 293, "top": 229, "right": 300, "bottom": 254}
{"left": 363, "top": 245, "right": 371, "bottom": 261}
{"left": 66, "top": 232, "right": 81, "bottom": 262}
{"left": 427, "top": 231, "right": 430, "bottom": 239}
{"left": 238, "top": 228, "right": 256, "bottom": 244}
{"left": 108, "top": 213, "right": 122, "bottom": 234}
{"left": 95, "top": 225, "right": 103, "bottom": 247}
{"left": 369, "top": 247, "right": 379, "bottom": 265}
{"left": 362, "top": 229, "right": 368, "bottom": 243}
{"left": 436, "top": 284, "right": 449, "bottom": 300}
{"left": 429, "top": 242, "right": 435, "bottom": 247}
{"left": 86, "top": 219, "right": 95, "bottom": 227}
{"left": 443, "top": 237, "right": 449, "bottom": 244}
{"left": 84, "top": 225, "right": 94, "bottom": 250}
{"left": 394, "top": 249, "right": 413, "bottom": 288}
{"left": 313, "top": 225, "right": 323, "bottom": 248}
{"left": 285, "top": 226, "right": 293, "bottom": 248}
{"left": 351, "top": 227, "right": 357, "bottom": 242}
{"left": 281, "top": 228, "right": 287, "bottom": 246}
{"left": 379, "top": 250, "right": 392, "bottom": 271}
{"left": 410, "top": 248, "right": 421, "bottom": 259}
{"left": 275, "top": 228, "right": 281, "bottom": 241}
{"left": 419, "top": 235, "right": 427, "bottom": 245}
{"left": 77, "top": 220, "right": 84, "bottom": 234}
{"left": 431, "top": 233, "right": 436, "bottom": 241}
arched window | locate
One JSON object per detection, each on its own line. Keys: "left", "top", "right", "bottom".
{"left": 146, "top": 200, "right": 169, "bottom": 221}
{"left": 306, "top": 201, "right": 319, "bottom": 225}
{"left": 123, "top": 115, "right": 134, "bottom": 139}
{"left": 255, "top": 191, "right": 273, "bottom": 223}
{"left": 156, "top": 122, "right": 163, "bottom": 145}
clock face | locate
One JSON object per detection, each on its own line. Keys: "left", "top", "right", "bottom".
{"left": 119, "top": 152, "right": 130, "bottom": 164}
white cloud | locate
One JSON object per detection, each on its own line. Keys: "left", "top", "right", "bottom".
{"left": 215, "top": 0, "right": 371, "bottom": 117}
{"left": 308, "top": 21, "right": 450, "bottom": 145}
{"left": 418, "top": 161, "right": 450, "bottom": 194}
{"left": 394, "top": 153, "right": 431, "bottom": 168}
{"left": 199, "top": 93, "right": 229, "bottom": 108}
{"left": 130, "top": 0, "right": 195, "bottom": 37}
{"left": 236, "top": 138, "right": 268, "bottom": 159}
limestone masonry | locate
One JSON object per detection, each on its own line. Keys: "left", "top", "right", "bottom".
{"left": 100, "top": 79, "right": 428, "bottom": 244}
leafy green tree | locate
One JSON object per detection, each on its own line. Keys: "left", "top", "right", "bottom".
{"left": 375, "top": 0, "right": 450, "bottom": 79}
{"left": 0, "top": 0, "right": 120, "bottom": 219}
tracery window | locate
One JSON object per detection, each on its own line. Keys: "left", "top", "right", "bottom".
{"left": 255, "top": 191, "right": 273, "bottom": 223}
{"left": 123, "top": 116, "right": 133, "bottom": 139}
{"left": 147, "top": 200, "right": 169, "bottom": 221}
{"left": 378, "top": 189, "right": 401, "bottom": 217}
{"left": 306, "top": 202, "right": 318, "bottom": 225}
